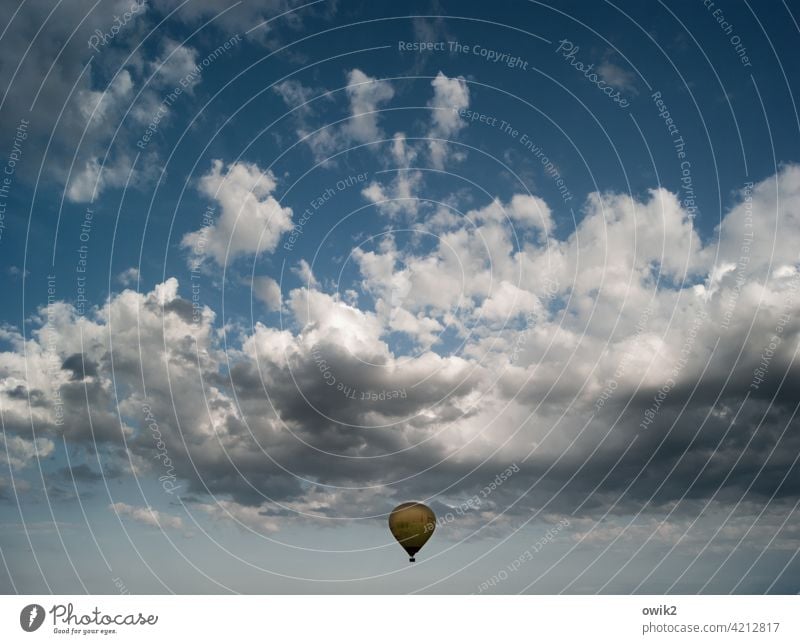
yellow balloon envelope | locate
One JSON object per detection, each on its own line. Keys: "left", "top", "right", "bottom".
{"left": 389, "top": 502, "right": 436, "bottom": 562}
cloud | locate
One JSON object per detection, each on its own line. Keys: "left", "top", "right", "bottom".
{"left": 150, "top": 40, "right": 200, "bottom": 91}
{"left": 291, "top": 259, "right": 319, "bottom": 288}
{"left": 66, "top": 155, "right": 138, "bottom": 203}
{"left": 197, "top": 499, "right": 280, "bottom": 534}
{"left": 151, "top": 0, "right": 329, "bottom": 43}
{"left": 390, "top": 132, "right": 417, "bottom": 166}
{"left": 110, "top": 502, "right": 185, "bottom": 530}
{"left": 7, "top": 267, "right": 30, "bottom": 279}
{"left": 2, "top": 167, "right": 800, "bottom": 547}
{"left": 0, "top": 1, "right": 150, "bottom": 196}
{"left": 74, "top": 70, "right": 134, "bottom": 125}
{"left": 0, "top": 477, "right": 31, "bottom": 500}
{"left": 475, "top": 280, "right": 542, "bottom": 322}
{"left": 361, "top": 170, "right": 423, "bottom": 219}
{"left": 252, "top": 276, "right": 282, "bottom": 311}
{"left": 182, "top": 160, "right": 294, "bottom": 266}
{"left": 469, "top": 194, "right": 554, "bottom": 236}
{"left": 342, "top": 69, "right": 395, "bottom": 143}
{"left": 58, "top": 464, "right": 104, "bottom": 483}
{"left": 0, "top": 1, "right": 292, "bottom": 203}
{"left": 427, "top": 71, "right": 470, "bottom": 168}
{"left": 597, "top": 60, "right": 637, "bottom": 93}
{"left": 0, "top": 272, "right": 482, "bottom": 515}
{"left": 359, "top": 73, "right": 471, "bottom": 219}
{"left": 63, "top": 68, "right": 144, "bottom": 202}
{"left": 275, "top": 69, "right": 394, "bottom": 162}
{"left": 273, "top": 79, "right": 318, "bottom": 113}
{"left": 117, "top": 267, "right": 141, "bottom": 286}
{"left": 0, "top": 435, "right": 54, "bottom": 470}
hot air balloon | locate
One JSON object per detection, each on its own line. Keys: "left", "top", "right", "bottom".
{"left": 388, "top": 502, "right": 436, "bottom": 562}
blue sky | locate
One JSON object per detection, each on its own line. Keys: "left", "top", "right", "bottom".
{"left": 2, "top": 0, "right": 800, "bottom": 594}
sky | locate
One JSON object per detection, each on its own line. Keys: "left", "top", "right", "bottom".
{"left": 1, "top": 0, "right": 800, "bottom": 594}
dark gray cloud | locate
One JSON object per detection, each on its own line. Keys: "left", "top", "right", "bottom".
{"left": 61, "top": 353, "right": 99, "bottom": 381}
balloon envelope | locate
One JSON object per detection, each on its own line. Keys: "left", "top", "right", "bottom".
{"left": 388, "top": 502, "right": 436, "bottom": 562}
